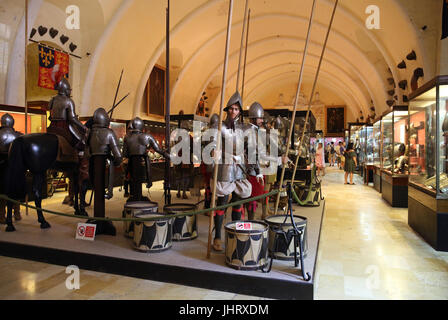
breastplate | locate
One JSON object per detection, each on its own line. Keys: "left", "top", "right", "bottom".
{"left": 89, "top": 127, "right": 111, "bottom": 155}
{"left": 49, "top": 95, "right": 68, "bottom": 121}
{"left": 0, "top": 128, "right": 20, "bottom": 154}
{"left": 217, "top": 119, "right": 246, "bottom": 182}
{"left": 125, "top": 132, "right": 147, "bottom": 156}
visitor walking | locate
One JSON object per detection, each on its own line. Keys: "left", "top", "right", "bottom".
{"left": 344, "top": 142, "right": 357, "bottom": 185}
{"left": 315, "top": 142, "right": 325, "bottom": 176}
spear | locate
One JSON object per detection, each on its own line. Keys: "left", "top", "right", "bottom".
{"left": 110, "top": 69, "right": 124, "bottom": 119}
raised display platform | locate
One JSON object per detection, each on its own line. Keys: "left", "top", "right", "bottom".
{"left": 0, "top": 183, "right": 325, "bottom": 300}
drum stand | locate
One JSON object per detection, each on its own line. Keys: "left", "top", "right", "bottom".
{"left": 262, "top": 182, "right": 311, "bottom": 282}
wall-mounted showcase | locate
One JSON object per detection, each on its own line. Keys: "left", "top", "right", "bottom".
{"left": 380, "top": 105, "right": 409, "bottom": 207}
{"left": 359, "top": 124, "right": 374, "bottom": 183}
{"left": 408, "top": 75, "right": 448, "bottom": 251}
{"left": 372, "top": 117, "right": 382, "bottom": 192}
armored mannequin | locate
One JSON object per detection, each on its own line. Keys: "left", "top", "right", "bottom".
{"left": 211, "top": 92, "right": 254, "bottom": 252}
{"left": 246, "top": 103, "right": 288, "bottom": 220}
{"left": 0, "top": 114, "right": 22, "bottom": 223}
{"left": 123, "top": 117, "right": 170, "bottom": 202}
{"left": 201, "top": 113, "right": 219, "bottom": 212}
{"left": 47, "top": 78, "right": 88, "bottom": 150}
{"left": 87, "top": 108, "right": 122, "bottom": 235}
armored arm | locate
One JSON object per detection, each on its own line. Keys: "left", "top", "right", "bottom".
{"left": 109, "top": 130, "right": 123, "bottom": 166}
{"left": 147, "top": 133, "right": 170, "bottom": 160}
{"left": 67, "top": 99, "right": 88, "bottom": 134}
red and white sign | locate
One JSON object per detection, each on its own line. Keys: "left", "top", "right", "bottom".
{"left": 236, "top": 222, "right": 253, "bottom": 231}
{"left": 75, "top": 223, "right": 96, "bottom": 241}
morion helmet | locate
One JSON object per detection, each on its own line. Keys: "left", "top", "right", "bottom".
{"left": 223, "top": 91, "right": 243, "bottom": 112}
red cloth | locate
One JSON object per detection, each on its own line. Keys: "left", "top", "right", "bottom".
{"left": 248, "top": 175, "right": 264, "bottom": 197}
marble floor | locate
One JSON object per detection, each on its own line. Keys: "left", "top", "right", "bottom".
{"left": 0, "top": 166, "right": 447, "bottom": 300}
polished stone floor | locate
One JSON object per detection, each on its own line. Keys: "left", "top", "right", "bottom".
{"left": 0, "top": 166, "right": 447, "bottom": 300}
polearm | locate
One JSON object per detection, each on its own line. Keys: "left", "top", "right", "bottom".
{"left": 107, "top": 92, "right": 129, "bottom": 117}
{"left": 241, "top": 9, "right": 251, "bottom": 101}
{"left": 110, "top": 69, "right": 124, "bottom": 119}
{"left": 164, "top": 0, "right": 172, "bottom": 205}
{"left": 207, "top": 0, "right": 234, "bottom": 259}
{"left": 275, "top": 0, "right": 338, "bottom": 214}
{"left": 235, "top": 0, "right": 249, "bottom": 93}
{"left": 274, "top": 0, "right": 317, "bottom": 214}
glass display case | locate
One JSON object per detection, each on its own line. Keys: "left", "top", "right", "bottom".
{"left": 408, "top": 75, "right": 448, "bottom": 251}
{"left": 365, "top": 125, "right": 374, "bottom": 165}
{"left": 372, "top": 117, "right": 382, "bottom": 192}
{"left": 380, "top": 105, "right": 409, "bottom": 207}
{"left": 0, "top": 105, "right": 47, "bottom": 134}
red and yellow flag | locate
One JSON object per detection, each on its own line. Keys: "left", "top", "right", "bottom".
{"left": 38, "top": 44, "right": 69, "bottom": 90}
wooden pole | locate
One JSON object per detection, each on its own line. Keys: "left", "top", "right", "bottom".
{"left": 235, "top": 0, "right": 249, "bottom": 93}
{"left": 276, "top": 0, "right": 338, "bottom": 211}
{"left": 25, "top": 0, "right": 29, "bottom": 216}
{"left": 241, "top": 9, "right": 251, "bottom": 102}
{"left": 207, "top": 0, "right": 234, "bottom": 259}
{"left": 164, "top": 0, "right": 172, "bottom": 205}
{"left": 274, "top": 0, "right": 317, "bottom": 214}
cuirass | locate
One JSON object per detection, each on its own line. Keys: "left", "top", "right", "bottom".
{"left": 0, "top": 127, "right": 21, "bottom": 154}
{"left": 49, "top": 95, "right": 71, "bottom": 120}
{"left": 217, "top": 119, "right": 246, "bottom": 182}
{"left": 89, "top": 126, "right": 121, "bottom": 159}
{"left": 124, "top": 132, "right": 148, "bottom": 156}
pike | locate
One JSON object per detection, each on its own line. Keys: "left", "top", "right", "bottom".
{"left": 207, "top": 0, "right": 234, "bottom": 259}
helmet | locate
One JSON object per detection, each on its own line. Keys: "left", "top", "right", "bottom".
{"left": 209, "top": 113, "right": 219, "bottom": 127}
{"left": 131, "top": 117, "right": 144, "bottom": 131}
{"left": 248, "top": 102, "right": 264, "bottom": 119}
{"left": 92, "top": 108, "right": 110, "bottom": 128}
{"left": 273, "top": 115, "right": 284, "bottom": 130}
{"left": 223, "top": 91, "right": 243, "bottom": 112}
{"left": 1, "top": 113, "right": 14, "bottom": 128}
{"left": 56, "top": 77, "right": 71, "bottom": 96}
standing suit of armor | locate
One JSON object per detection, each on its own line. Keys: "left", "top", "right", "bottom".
{"left": 47, "top": 78, "right": 88, "bottom": 150}
{"left": 211, "top": 92, "right": 254, "bottom": 251}
{"left": 0, "top": 114, "right": 22, "bottom": 223}
{"left": 87, "top": 108, "right": 122, "bottom": 235}
{"left": 123, "top": 117, "right": 170, "bottom": 202}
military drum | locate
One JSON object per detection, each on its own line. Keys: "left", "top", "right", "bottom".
{"left": 163, "top": 203, "right": 198, "bottom": 241}
{"left": 133, "top": 212, "right": 174, "bottom": 253}
{"left": 224, "top": 220, "right": 269, "bottom": 271}
{"left": 122, "top": 201, "right": 158, "bottom": 238}
{"left": 264, "top": 214, "right": 308, "bottom": 260}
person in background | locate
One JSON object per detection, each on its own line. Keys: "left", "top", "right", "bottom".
{"left": 315, "top": 142, "right": 325, "bottom": 176}
{"left": 329, "top": 141, "right": 335, "bottom": 166}
{"left": 335, "top": 141, "right": 342, "bottom": 169}
{"left": 344, "top": 142, "right": 357, "bottom": 185}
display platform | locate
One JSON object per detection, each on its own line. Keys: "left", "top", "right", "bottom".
{"left": 0, "top": 183, "right": 325, "bottom": 300}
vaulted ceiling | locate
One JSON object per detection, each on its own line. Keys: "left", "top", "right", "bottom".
{"left": 1, "top": 0, "right": 443, "bottom": 124}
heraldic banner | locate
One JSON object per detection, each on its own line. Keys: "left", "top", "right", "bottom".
{"left": 38, "top": 44, "right": 69, "bottom": 90}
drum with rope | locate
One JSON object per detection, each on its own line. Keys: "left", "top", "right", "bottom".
{"left": 163, "top": 203, "right": 198, "bottom": 241}
{"left": 132, "top": 212, "right": 174, "bottom": 253}
{"left": 122, "top": 201, "right": 158, "bottom": 238}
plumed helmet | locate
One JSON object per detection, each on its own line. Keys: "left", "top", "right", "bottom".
{"left": 224, "top": 91, "right": 243, "bottom": 112}
{"left": 131, "top": 117, "right": 144, "bottom": 131}
{"left": 56, "top": 77, "right": 71, "bottom": 96}
{"left": 209, "top": 113, "right": 219, "bottom": 127}
{"left": 92, "top": 108, "right": 110, "bottom": 128}
{"left": 273, "top": 115, "right": 284, "bottom": 130}
{"left": 1, "top": 113, "right": 14, "bottom": 128}
{"left": 248, "top": 102, "right": 264, "bottom": 119}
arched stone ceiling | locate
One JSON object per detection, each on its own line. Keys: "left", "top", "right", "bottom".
{"left": 9, "top": 0, "right": 432, "bottom": 122}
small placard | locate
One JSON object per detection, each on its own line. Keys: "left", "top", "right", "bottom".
{"left": 236, "top": 222, "right": 252, "bottom": 231}
{"left": 76, "top": 223, "right": 96, "bottom": 241}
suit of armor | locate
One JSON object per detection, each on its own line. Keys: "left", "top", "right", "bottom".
{"left": 86, "top": 108, "right": 122, "bottom": 235}
{"left": 0, "top": 114, "right": 22, "bottom": 223}
{"left": 47, "top": 78, "right": 87, "bottom": 150}
{"left": 123, "top": 117, "right": 170, "bottom": 202}
{"left": 211, "top": 92, "right": 254, "bottom": 251}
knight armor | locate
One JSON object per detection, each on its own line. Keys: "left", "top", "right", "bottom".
{"left": 209, "top": 113, "right": 219, "bottom": 128}
{"left": 212, "top": 93, "right": 256, "bottom": 182}
{"left": 48, "top": 78, "right": 87, "bottom": 147}
{"left": 0, "top": 114, "right": 22, "bottom": 154}
{"left": 88, "top": 108, "right": 122, "bottom": 162}
{"left": 123, "top": 117, "right": 169, "bottom": 158}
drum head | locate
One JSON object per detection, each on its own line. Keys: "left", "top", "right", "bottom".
{"left": 134, "top": 212, "right": 172, "bottom": 221}
{"left": 163, "top": 203, "right": 197, "bottom": 212}
{"left": 225, "top": 220, "right": 268, "bottom": 234}
{"left": 265, "top": 214, "right": 307, "bottom": 227}
{"left": 125, "top": 201, "right": 158, "bottom": 209}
